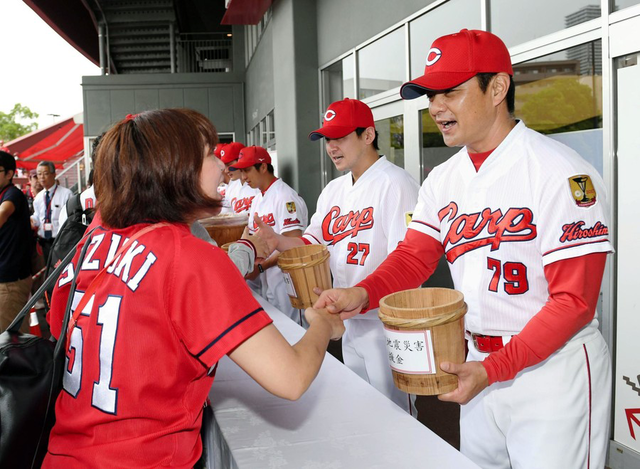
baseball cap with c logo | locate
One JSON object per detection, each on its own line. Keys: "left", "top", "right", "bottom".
{"left": 309, "top": 98, "right": 375, "bottom": 141}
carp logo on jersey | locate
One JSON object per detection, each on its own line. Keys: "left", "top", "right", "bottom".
{"left": 232, "top": 196, "right": 255, "bottom": 213}
{"left": 321, "top": 206, "right": 374, "bottom": 245}
{"left": 438, "top": 202, "right": 537, "bottom": 263}
{"left": 252, "top": 213, "right": 275, "bottom": 230}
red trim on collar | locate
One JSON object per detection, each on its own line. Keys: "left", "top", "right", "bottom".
{"left": 468, "top": 149, "right": 495, "bottom": 172}
{"left": 261, "top": 177, "right": 279, "bottom": 195}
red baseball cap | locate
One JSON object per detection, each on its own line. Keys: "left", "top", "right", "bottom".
{"left": 213, "top": 143, "right": 226, "bottom": 159}
{"left": 400, "top": 29, "right": 513, "bottom": 99}
{"left": 309, "top": 98, "right": 375, "bottom": 141}
{"left": 231, "top": 146, "right": 271, "bottom": 169}
{"left": 220, "top": 142, "right": 245, "bottom": 164}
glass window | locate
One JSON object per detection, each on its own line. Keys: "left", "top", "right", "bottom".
{"left": 491, "top": 2, "right": 601, "bottom": 47}
{"left": 321, "top": 54, "right": 355, "bottom": 109}
{"left": 260, "top": 118, "right": 268, "bottom": 147}
{"left": 514, "top": 40, "right": 603, "bottom": 174}
{"left": 267, "top": 110, "right": 275, "bottom": 145}
{"left": 409, "top": 0, "right": 481, "bottom": 79}
{"left": 375, "top": 115, "right": 405, "bottom": 168}
{"left": 358, "top": 28, "right": 405, "bottom": 99}
{"left": 612, "top": 0, "right": 640, "bottom": 11}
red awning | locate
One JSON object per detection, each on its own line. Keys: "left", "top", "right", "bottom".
{"left": 4, "top": 116, "right": 84, "bottom": 170}
{"left": 221, "top": 0, "right": 273, "bottom": 25}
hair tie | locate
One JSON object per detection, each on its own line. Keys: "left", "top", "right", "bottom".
{"left": 125, "top": 113, "right": 139, "bottom": 121}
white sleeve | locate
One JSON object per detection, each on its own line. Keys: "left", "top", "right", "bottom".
{"left": 275, "top": 193, "right": 307, "bottom": 234}
{"left": 382, "top": 175, "right": 419, "bottom": 253}
{"left": 408, "top": 174, "right": 442, "bottom": 242}
{"left": 59, "top": 204, "right": 68, "bottom": 226}
{"left": 302, "top": 187, "right": 328, "bottom": 245}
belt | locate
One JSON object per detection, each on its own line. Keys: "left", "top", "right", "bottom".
{"left": 468, "top": 331, "right": 512, "bottom": 353}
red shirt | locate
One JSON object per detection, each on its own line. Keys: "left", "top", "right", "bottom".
{"left": 44, "top": 222, "right": 271, "bottom": 468}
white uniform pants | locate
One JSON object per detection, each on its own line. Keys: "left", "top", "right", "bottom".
{"left": 342, "top": 314, "right": 416, "bottom": 416}
{"left": 461, "top": 327, "right": 611, "bottom": 469}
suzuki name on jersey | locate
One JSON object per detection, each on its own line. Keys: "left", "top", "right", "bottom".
{"left": 439, "top": 202, "right": 537, "bottom": 263}
{"left": 58, "top": 232, "right": 157, "bottom": 292}
{"left": 322, "top": 206, "right": 374, "bottom": 244}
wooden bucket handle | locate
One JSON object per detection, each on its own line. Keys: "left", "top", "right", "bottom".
{"left": 378, "top": 303, "right": 468, "bottom": 330}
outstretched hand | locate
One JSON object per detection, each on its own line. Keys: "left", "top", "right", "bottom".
{"left": 438, "top": 361, "right": 489, "bottom": 405}
{"left": 253, "top": 214, "right": 279, "bottom": 256}
{"left": 240, "top": 226, "right": 271, "bottom": 259}
{"left": 312, "top": 287, "right": 369, "bottom": 321}
{"left": 305, "top": 307, "right": 345, "bottom": 340}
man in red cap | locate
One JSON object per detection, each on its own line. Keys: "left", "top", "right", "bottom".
{"left": 219, "top": 142, "right": 259, "bottom": 215}
{"left": 313, "top": 30, "right": 612, "bottom": 468}
{"left": 232, "top": 146, "right": 308, "bottom": 325}
{"left": 254, "top": 98, "right": 420, "bottom": 414}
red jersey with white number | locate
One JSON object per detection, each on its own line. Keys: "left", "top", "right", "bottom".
{"left": 44, "top": 223, "right": 272, "bottom": 468}
{"left": 303, "top": 156, "right": 419, "bottom": 293}
{"left": 409, "top": 121, "right": 612, "bottom": 335}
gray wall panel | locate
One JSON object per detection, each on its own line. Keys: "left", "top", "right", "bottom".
{"left": 245, "top": 27, "right": 274, "bottom": 132}
{"left": 134, "top": 89, "right": 160, "bottom": 113}
{"left": 208, "top": 87, "right": 235, "bottom": 133}
{"left": 158, "top": 88, "right": 185, "bottom": 109}
{"left": 316, "top": 0, "right": 437, "bottom": 65}
{"left": 85, "top": 90, "right": 111, "bottom": 135}
{"left": 110, "top": 90, "right": 135, "bottom": 122}
{"left": 183, "top": 88, "right": 209, "bottom": 116}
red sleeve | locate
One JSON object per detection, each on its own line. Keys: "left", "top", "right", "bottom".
{"left": 357, "top": 229, "right": 444, "bottom": 309}
{"left": 482, "top": 252, "right": 607, "bottom": 384}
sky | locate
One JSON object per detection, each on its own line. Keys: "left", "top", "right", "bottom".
{"left": 0, "top": 0, "right": 100, "bottom": 132}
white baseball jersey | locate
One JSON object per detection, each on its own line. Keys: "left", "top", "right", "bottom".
{"left": 247, "top": 178, "right": 308, "bottom": 322}
{"left": 303, "top": 156, "right": 419, "bottom": 413}
{"left": 230, "top": 181, "right": 259, "bottom": 215}
{"left": 59, "top": 186, "right": 96, "bottom": 226}
{"left": 219, "top": 179, "right": 238, "bottom": 214}
{"left": 410, "top": 121, "right": 612, "bottom": 336}
{"left": 303, "top": 156, "right": 419, "bottom": 296}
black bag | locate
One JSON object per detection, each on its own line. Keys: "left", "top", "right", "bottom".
{"left": 43, "top": 194, "right": 94, "bottom": 305}
{"left": 0, "top": 231, "right": 95, "bottom": 468}
{"left": 45, "top": 193, "right": 94, "bottom": 276}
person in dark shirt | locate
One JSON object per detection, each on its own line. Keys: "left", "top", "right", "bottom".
{"left": 0, "top": 150, "right": 32, "bottom": 332}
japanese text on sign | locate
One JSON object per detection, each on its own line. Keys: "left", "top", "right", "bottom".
{"left": 383, "top": 328, "right": 436, "bottom": 374}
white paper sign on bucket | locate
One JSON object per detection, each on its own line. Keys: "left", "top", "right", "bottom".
{"left": 383, "top": 327, "right": 436, "bottom": 375}
{"left": 282, "top": 272, "right": 298, "bottom": 298}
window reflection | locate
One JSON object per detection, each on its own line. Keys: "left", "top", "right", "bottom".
{"left": 409, "top": 0, "right": 481, "bottom": 79}
{"left": 358, "top": 28, "right": 405, "bottom": 99}
{"left": 322, "top": 54, "right": 355, "bottom": 109}
{"left": 514, "top": 40, "right": 603, "bottom": 174}
{"left": 492, "top": 2, "right": 601, "bottom": 47}
{"left": 376, "top": 115, "right": 405, "bottom": 168}
{"left": 612, "top": 0, "right": 640, "bottom": 11}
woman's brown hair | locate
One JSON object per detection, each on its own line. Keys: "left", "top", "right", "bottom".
{"left": 94, "top": 108, "right": 221, "bottom": 228}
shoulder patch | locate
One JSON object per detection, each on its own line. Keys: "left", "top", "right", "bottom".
{"left": 568, "top": 175, "right": 597, "bottom": 208}
{"left": 286, "top": 202, "right": 296, "bottom": 213}
{"left": 405, "top": 211, "right": 413, "bottom": 227}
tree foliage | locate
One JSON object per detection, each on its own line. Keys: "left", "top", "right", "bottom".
{"left": 0, "top": 103, "right": 39, "bottom": 142}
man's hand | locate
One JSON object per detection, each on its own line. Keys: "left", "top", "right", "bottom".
{"left": 305, "top": 307, "right": 345, "bottom": 340}
{"left": 312, "top": 287, "right": 369, "bottom": 321}
{"left": 438, "top": 361, "right": 489, "bottom": 405}
{"left": 240, "top": 227, "right": 271, "bottom": 259}
{"left": 253, "top": 214, "right": 279, "bottom": 255}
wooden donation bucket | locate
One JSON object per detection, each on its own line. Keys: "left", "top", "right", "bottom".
{"left": 277, "top": 245, "right": 331, "bottom": 309}
{"left": 378, "top": 287, "right": 467, "bottom": 395}
{"left": 220, "top": 242, "right": 233, "bottom": 253}
{"left": 199, "top": 214, "right": 248, "bottom": 247}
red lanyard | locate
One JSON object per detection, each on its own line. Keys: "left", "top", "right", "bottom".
{"left": 0, "top": 184, "right": 11, "bottom": 201}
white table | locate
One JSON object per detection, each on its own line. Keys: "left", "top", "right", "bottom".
{"left": 205, "top": 293, "right": 480, "bottom": 469}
